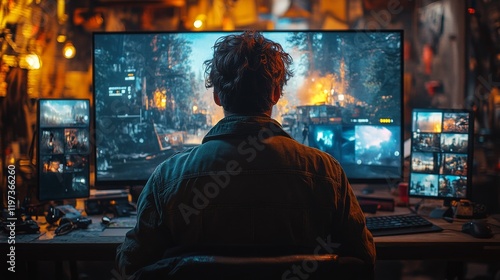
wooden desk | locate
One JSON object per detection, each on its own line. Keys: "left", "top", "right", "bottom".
{"left": 2, "top": 209, "right": 500, "bottom": 263}
{"left": 1, "top": 216, "right": 126, "bottom": 262}
{"left": 369, "top": 210, "right": 500, "bottom": 261}
{"left": 354, "top": 184, "right": 500, "bottom": 261}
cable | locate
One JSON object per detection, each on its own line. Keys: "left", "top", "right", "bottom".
{"left": 28, "top": 127, "right": 37, "bottom": 166}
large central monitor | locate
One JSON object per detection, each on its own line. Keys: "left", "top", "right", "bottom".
{"left": 93, "top": 30, "right": 404, "bottom": 188}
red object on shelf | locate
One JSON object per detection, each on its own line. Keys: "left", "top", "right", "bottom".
{"left": 423, "top": 44, "right": 433, "bottom": 75}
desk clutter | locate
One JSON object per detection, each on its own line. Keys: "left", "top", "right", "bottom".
{"left": 44, "top": 205, "right": 93, "bottom": 236}
{"left": 356, "top": 184, "right": 494, "bottom": 238}
{"left": 1, "top": 197, "right": 41, "bottom": 234}
{"left": 1, "top": 210, "right": 40, "bottom": 234}
{"left": 413, "top": 199, "right": 489, "bottom": 220}
{"left": 0, "top": 197, "right": 137, "bottom": 238}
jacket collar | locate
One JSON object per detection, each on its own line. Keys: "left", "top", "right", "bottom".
{"left": 202, "top": 115, "right": 292, "bottom": 143}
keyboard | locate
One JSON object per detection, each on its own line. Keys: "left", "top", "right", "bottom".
{"left": 366, "top": 214, "right": 443, "bottom": 237}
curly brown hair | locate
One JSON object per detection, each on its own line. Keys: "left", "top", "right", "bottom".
{"left": 204, "top": 30, "right": 293, "bottom": 114}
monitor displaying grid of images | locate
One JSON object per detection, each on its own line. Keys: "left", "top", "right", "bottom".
{"left": 409, "top": 109, "right": 474, "bottom": 200}
{"left": 37, "top": 99, "right": 90, "bottom": 201}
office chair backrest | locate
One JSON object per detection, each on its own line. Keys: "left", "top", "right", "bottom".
{"left": 132, "top": 253, "right": 374, "bottom": 280}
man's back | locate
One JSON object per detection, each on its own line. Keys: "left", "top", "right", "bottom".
{"left": 162, "top": 116, "right": 340, "bottom": 244}
{"left": 117, "top": 116, "right": 375, "bottom": 275}
{"left": 116, "top": 31, "right": 375, "bottom": 277}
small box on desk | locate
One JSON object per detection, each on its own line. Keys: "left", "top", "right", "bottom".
{"left": 85, "top": 189, "right": 135, "bottom": 217}
{"left": 357, "top": 196, "right": 395, "bottom": 213}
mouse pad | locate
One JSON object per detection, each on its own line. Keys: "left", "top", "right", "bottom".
{"left": 108, "top": 220, "right": 136, "bottom": 228}
{"left": 100, "top": 228, "right": 131, "bottom": 237}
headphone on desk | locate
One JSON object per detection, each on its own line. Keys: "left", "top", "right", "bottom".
{"left": 54, "top": 217, "right": 92, "bottom": 236}
{"left": 46, "top": 205, "right": 93, "bottom": 236}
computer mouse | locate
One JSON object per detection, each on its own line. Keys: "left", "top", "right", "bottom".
{"left": 461, "top": 221, "right": 493, "bottom": 239}
{"left": 101, "top": 216, "right": 112, "bottom": 225}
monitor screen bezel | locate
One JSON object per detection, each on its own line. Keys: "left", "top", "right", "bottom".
{"left": 408, "top": 108, "right": 475, "bottom": 202}
{"left": 37, "top": 98, "right": 92, "bottom": 201}
{"left": 92, "top": 29, "right": 405, "bottom": 188}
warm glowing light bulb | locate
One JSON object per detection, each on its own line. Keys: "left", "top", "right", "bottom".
{"left": 63, "top": 42, "right": 76, "bottom": 59}
{"left": 193, "top": 19, "right": 203, "bottom": 29}
{"left": 56, "top": 34, "right": 67, "bottom": 43}
{"left": 25, "top": 53, "right": 42, "bottom": 69}
{"left": 193, "top": 14, "right": 206, "bottom": 29}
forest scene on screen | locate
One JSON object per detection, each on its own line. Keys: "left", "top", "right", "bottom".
{"left": 93, "top": 31, "right": 402, "bottom": 182}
